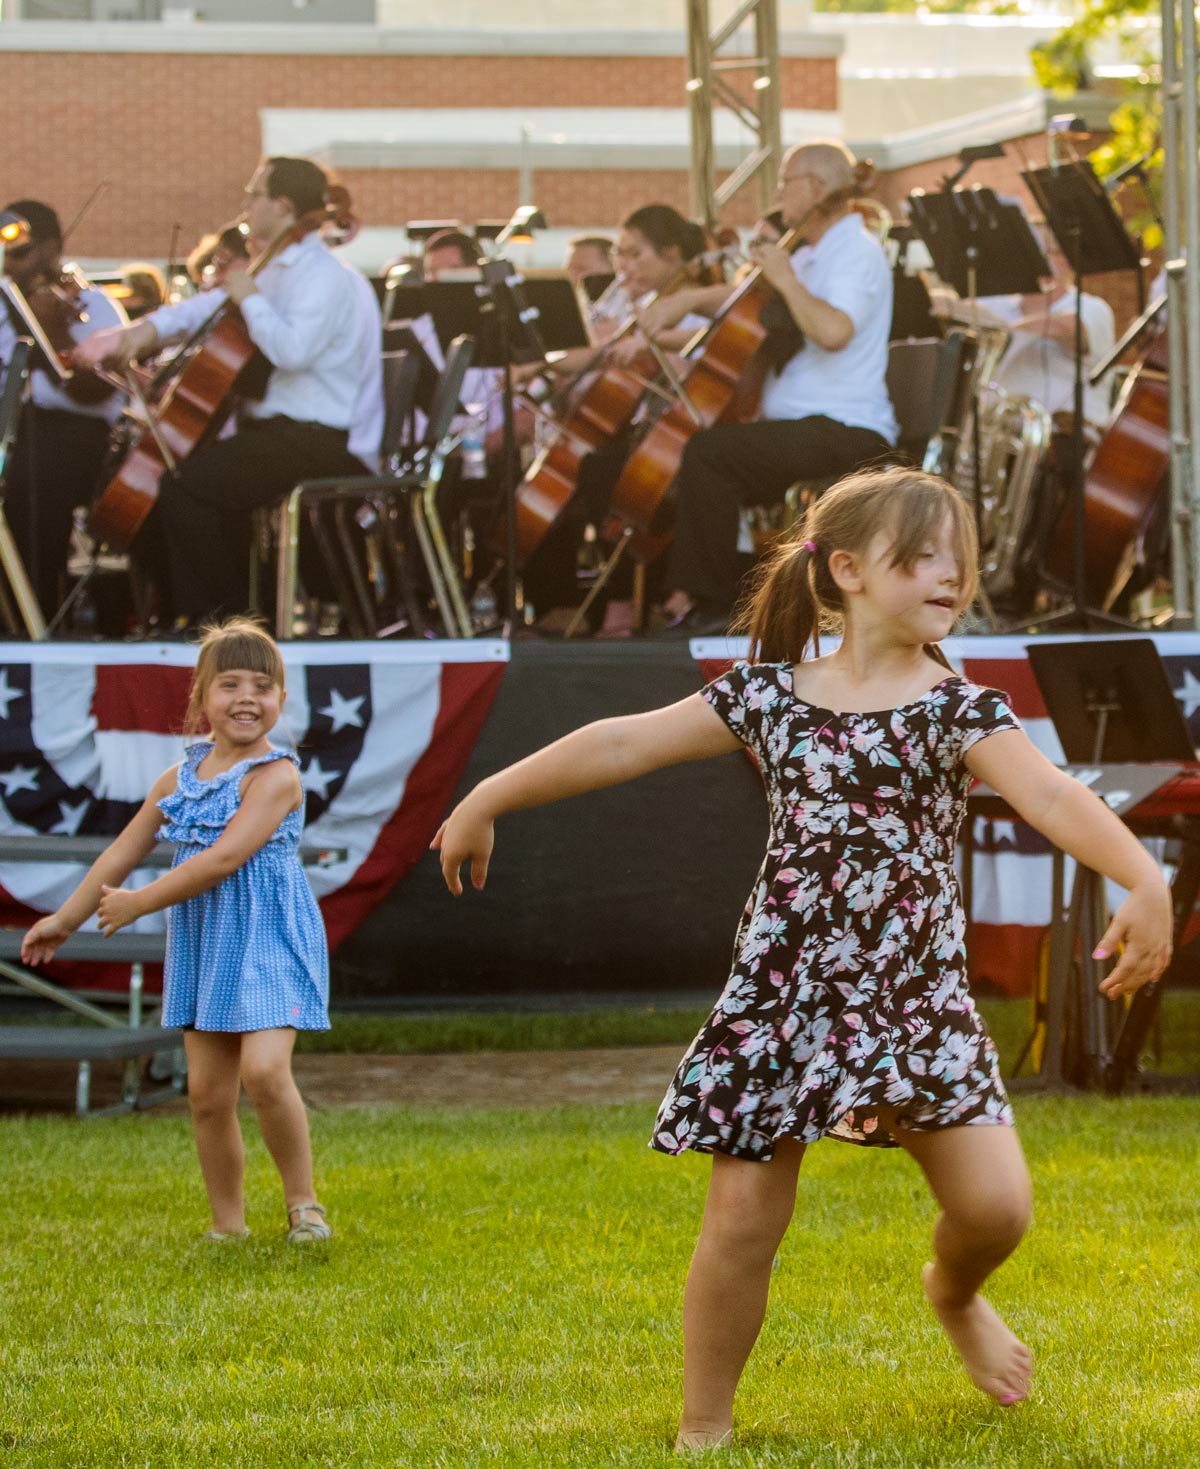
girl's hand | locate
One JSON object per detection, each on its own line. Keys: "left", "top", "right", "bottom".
{"left": 21, "top": 914, "right": 73, "bottom": 966}
{"left": 1094, "top": 881, "right": 1174, "bottom": 998}
{"left": 430, "top": 800, "right": 495, "bottom": 896}
{"left": 96, "top": 884, "right": 144, "bottom": 938}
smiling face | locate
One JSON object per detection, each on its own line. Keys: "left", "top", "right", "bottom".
{"left": 202, "top": 666, "right": 284, "bottom": 754}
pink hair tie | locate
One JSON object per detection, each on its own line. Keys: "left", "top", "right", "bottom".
{"left": 803, "top": 539, "right": 817, "bottom": 554}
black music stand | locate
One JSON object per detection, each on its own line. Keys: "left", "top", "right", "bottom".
{"left": 907, "top": 187, "right": 1048, "bottom": 617}
{"left": 1023, "top": 638, "right": 1197, "bottom": 1092}
{"left": 387, "top": 271, "right": 589, "bottom": 629}
{"left": 1021, "top": 162, "right": 1142, "bottom": 628}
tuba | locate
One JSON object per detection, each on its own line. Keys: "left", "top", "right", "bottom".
{"left": 953, "top": 382, "right": 1053, "bottom": 604}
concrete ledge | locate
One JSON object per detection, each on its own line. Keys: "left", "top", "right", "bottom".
{"left": 0, "top": 21, "right": 843, "bottom": 59}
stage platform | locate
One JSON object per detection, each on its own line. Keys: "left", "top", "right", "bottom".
{"left": 2, "top": 631, "right": 1199, "bottom": 1003}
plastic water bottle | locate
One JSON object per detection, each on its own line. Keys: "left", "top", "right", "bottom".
{"left": 461, "top": 408, "right": 487, "bottom": 480}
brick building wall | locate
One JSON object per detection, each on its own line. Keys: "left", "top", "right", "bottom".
{"left": 0, "top": 46, "right": 837, "bottom": 259}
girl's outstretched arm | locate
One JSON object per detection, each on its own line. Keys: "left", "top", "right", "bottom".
{"left": 94, "top": 758, "right": 303, "bottom": 936}
{"left": 966, "top": 730, "right": 1173, "bottom": 996}
{"left": 21, "top": 764, "right": 181, "bottom": 964}
{"left": 433, "top": 694, "right": 740, "bottom": 896}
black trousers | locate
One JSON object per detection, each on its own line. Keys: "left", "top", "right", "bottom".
{"left": 667, "top": 415, "right": 892, "bottom": 612}
{"left": 153, "top": 416, "right": 362, "bottom": 623}
{"left": 3, "top": 406, "right": 113, "bottom": 620}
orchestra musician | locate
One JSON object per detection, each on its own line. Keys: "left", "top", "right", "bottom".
{"left": 638, "top": 141, "right": 898, "bottom": 634}
{"left": 564, "top": 234, "right": 614, "bottom": 291}
{"left": 186, "top": 222, "right": 250, "bottom": 292}
{"left": 932, "top": 219, "right": 1116, "bottom": 430}
{"left": 520, "top": 203, "right": 718, "bottom": 633}
{"left": 74, "top": 157, "right": 383, "bottom": 630}
{"left": 0, "top": 198, "right": 128, "bottom": 619}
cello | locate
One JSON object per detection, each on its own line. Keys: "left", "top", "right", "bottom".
{"left": 501, "top": 235, "right": 740, "bottom": 567}
{"left": 1042, "top": 309, "right": 1170, "bottom": 609}
{"left": 87, "top": 210, "right": 328, "bottom": 552}
{"left": 602, "top": 163, "right": 876, "bottom": 562}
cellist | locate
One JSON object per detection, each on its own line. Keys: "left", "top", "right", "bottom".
{"left": 519, "top": 203, "right": 717, "bottom": 634}
{"left": 640, "top": 140, "right": 897, "bottom": 634}
{"left": 75, "top": 157, "right": 382, "bottom": 630}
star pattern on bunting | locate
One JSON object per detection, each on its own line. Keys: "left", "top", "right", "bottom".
{"left": 0, "top": 670, "right": 24, "bottom": 720}
{"left": 318, "top": 688, "right": 366, "bottom": 734}
{"left": 1174, "top": 667, "right": 1200, "bottom": 720}
{"left": 0, "top": 764, "right": 40, "bottom": 797}
{"left": 50, "top": 799, "right": 90, "bottom": 836}
{"left": 301, "top": 757, "right": 336, "bottom": 801}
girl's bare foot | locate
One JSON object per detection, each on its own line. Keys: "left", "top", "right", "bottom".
{"left": 676, "top": 1422, "right": 733, "bottom": 1452}
{"left": 922, "top": 1262, "right": 1033, "bottom": 1404}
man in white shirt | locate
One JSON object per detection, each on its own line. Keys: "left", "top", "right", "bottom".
{"left": 934, "top": 225, "right": 1116, "bottom": 430}
{"left": 0, "top": 198, "right": 127, "bottom": 619}
{"left": 76, "top": 157, "right": 382, "bottom": 627}
{"left": 639, "top": 141, "right": 897, "bottom": 630}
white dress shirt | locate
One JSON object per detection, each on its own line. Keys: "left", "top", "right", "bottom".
{"left": 345, "top": 264, "right": 384, "bottom": 470}
{"left": 145, "top": 231, "right": 368, "bottom": 432}
{"left": 0, "top": 284, "right": 127, "bottom": 424}
{"left": 984, "top": 288, "right": 1115, "bottom": 427}
{"left": 758, "top": 212, "right": 897, "bottom": 445}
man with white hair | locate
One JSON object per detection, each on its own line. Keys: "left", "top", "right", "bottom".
{"left": 640, "top": 140, "right": 897, "bottom": 632}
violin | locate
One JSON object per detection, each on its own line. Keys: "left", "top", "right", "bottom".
{"left": 24, "top": 263, "right": 118, "bottom": 406}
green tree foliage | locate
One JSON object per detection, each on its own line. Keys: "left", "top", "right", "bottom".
{"left": 1032, "top": 0, "right": 1163, "bottom": 244}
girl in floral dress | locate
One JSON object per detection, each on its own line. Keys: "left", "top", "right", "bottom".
{"left": 434, "top": 468, "right": 1172, "bottom": 1450}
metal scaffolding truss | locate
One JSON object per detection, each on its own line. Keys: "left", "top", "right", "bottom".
{"left": 1161, "top": 0, "right": 1200, "bottom": 626}
{"left": 686, "top": 0, "right": 783, "bottom": 229}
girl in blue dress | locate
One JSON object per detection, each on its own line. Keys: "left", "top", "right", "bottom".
{"left": 23, "top": 619, "right": 332, "bottom": 1245}
{"left": 434, "top": 468, "right": 1173, "bottom": 1449}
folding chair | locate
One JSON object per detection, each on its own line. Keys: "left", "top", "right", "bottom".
{"left": 268, "top": 336, "right": 476, "bottom": 639}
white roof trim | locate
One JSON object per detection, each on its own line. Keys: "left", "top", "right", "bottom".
{"left": 855, "top": 92, "right": 1048, "bottom": 171}
{"left": 262, "top": 107, "right": 841, "bottom": 172}
{"left": 261, "top": 95, "right": 1048, "bottom": 175}
{"left": 0, "top": 21, "right": 842, "bottom": 59}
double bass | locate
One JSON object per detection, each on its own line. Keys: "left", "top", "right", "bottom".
{"left": 603, "top": 163, "right": 876, "bottom": 562}
{"left": 1043, "top": 310, "right": 1170, "bottom": 610}
{"left": 88, "top": 210, "right": 329, "bottom": 552}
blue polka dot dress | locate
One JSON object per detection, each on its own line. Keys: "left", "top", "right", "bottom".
{"left": 157, "top": 743, "right": 330, "bottom": 1033}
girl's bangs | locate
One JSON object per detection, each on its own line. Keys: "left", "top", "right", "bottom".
{"left": 885, "top": 484, "right": 976, "bottom": 585}
{"left": 205, "top": 632, "right": 283, "bottom": 682}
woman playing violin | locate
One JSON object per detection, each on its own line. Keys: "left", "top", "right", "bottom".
{"left": 0, "top": 197, "right": 128, "bottom": 619}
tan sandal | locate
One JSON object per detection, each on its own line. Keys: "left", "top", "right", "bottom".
{"left": 286, "top": 1201, "right": 331, "bottom": 1244}
{"left": 203, "top": 1227, "right": 250, "bottom": 1242}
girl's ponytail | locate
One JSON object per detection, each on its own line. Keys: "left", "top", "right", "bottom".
{"left": 735, "top": 534, "right": 822, "bottom": 664}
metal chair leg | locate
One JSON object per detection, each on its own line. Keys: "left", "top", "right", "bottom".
{"left": 421, "top": 474, "right": 472, "bottom": 637}
{"left": 275, "top": 489, "right": 304, "bottom": 640}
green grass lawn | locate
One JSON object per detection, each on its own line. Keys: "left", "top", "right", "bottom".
{"left": 1, "top": 1081, "right": 1198, "bottom": 1464}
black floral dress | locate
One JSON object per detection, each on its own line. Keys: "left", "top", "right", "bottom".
{"left": 652, "top": 663, "right": 1021, "bottom": 1160}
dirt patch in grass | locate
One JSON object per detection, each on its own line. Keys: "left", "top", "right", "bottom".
{"left": 0, "top": 1045, "right": 686, "bottom": 1117}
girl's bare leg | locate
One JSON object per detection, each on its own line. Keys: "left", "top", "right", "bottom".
{"left": 238, "top": 1027, "right": 316, "bottom": 1208}
{"left": 678, "top": 1139, "right": 806, "bottom": 1450}
{"left": 184, "top": 1030, "right": 246, "bottom": 1232}
{"left": 896, "top": 1123, "right": 1033, "bottom": 1404}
